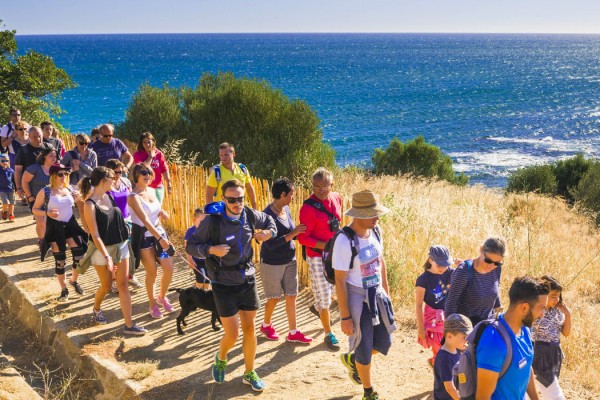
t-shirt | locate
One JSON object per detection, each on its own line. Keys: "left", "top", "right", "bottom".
{"left": 477, "top": 314, "right": 534, "bottom": 400}
{"left": 43, "top": 136, "right": 65, "bottom": 158}
{"left": 260, "top": 205, "right": 296, "bottom": 265}
{"left": 108, "top": 177, "right": 132, "bottom": 219}
{"left": 415, "top": 268, "right": 454, "bottom": 310}
{"left": 15, "top": 143, "right": 51, "bottom": 170}
{"left": 532, "top": 307, "right": 564, "bottom": 344}
{"left": 206, "top": 162, "right": 251, "bottom": 199}
{"left": 25, "top": 164, "right": 50, "bottom": 198}
{"left": 89, "top": 138, "right": 129, "bottom": 166}
{"left": 332, "top": 228, "right": 384, "bottom": 288}
{"left": 433, "top": 348, "right": 460, "bottom": 400}
{"left": 133, "top": 150, "right": 168, "bottom": 188}
{"left": 0, "top": 167, "right": 14, "bottom": 192}
{"left": 184, "top": 225, "right": 205, "bottom": 267}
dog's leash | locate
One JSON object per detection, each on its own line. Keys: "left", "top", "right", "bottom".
{"left": 170, "top": 247, "right": 213, "bottom": 283}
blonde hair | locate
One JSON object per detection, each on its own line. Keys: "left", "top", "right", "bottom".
{"left": 50, "top": 173, "right": 69, "bottom": 189}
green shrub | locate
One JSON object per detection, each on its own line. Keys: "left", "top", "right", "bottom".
{"left": 573, "top": 162, "right": 600, "bottom": 225}
{"left": 506, "top": 164, "right": 557, "bottom": 194}
{"left": 117, "top": 72, "right": 335, "bottom": 182}
{"left": 551, "top": 154, "right": 592, "bottom": 203}
{"left": 371, "top": 136, "right": 468, "bottom": 185}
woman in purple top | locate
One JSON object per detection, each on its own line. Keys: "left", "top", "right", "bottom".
{"left": 105, "top": 158, "right": 142, "bottom": 290}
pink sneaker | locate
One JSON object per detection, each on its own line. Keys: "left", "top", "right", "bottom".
{"left": 260, "top": 324, "right": 280, "bottom": 340}
{"left": 156, "top": 296, "right": 175, "bottom": 313}
{"left": 149, "top": 304, "right": 163, "bottom": 319}
{"left": 287, "top": 330, "right": 313, "bottom": 344}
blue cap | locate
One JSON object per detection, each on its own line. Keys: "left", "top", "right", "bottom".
{"left": 204, "top": 201, "right": 225, "bottom": 215}
{"left": 429, "top": 245, "right": 453, "bottom": 267}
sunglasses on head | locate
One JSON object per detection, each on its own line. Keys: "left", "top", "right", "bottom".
{"left": 56, "top": 172, "right": 69, "bottom": 177}
{"left": 224, "top": 196, "right": 245, "bottom": 204}
{"left": 483, "top": 253, "right": 503, "bottom": 267}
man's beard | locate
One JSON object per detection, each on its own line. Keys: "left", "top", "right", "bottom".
{"left": 522, "top": 310, "right": 535, "bottom": 327}
{"left": 226, "top": 204, "right": 242, "bottom": 216}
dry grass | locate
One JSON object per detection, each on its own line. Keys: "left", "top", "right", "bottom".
{"left": 126, "top": 359, "right": 160, "bottom": 381}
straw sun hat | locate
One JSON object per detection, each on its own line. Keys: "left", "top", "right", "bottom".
{"left": 344, "top": 190, "right": 390, "bottom": 219}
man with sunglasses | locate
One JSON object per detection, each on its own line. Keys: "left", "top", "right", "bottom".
{"left": 186, "top": 179, "right": 276, "bottom": 392}
{"left": 444, "top": 237, "right": 507, "bottom": 326}
{"left": 14, "top": 127, "right": 51, "bottom": 202}
{"left": 0, "top": 108, "right": 22, "bottom": 153}
{"left": 89, "top": 124, "right": 133, "bottom": 169}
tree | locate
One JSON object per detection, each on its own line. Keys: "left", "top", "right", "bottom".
{"left": 371, "top": 136, "right": 468, "bottom": 185}
{"left": 0, "top": 20, "right": 75, "bottom": 124}
{"left": 506, "top": 164, "right": 557, "bottom": 195}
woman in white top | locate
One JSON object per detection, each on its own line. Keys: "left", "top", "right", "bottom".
{"left": 127, "top": 163, "right": 175, "bottom": 319}
{"left": 32, "top": 163, "right": 87, "bottom": 302}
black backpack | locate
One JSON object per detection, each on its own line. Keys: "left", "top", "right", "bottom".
{"left": 322, "top": 225, "right": 381, "bottom": 285}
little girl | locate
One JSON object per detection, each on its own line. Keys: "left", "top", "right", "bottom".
{"left": 532, "top": 275, "right": 571, "bottom": 400}
{"left": 415, "top": 245, "right": 458, "bottom": 366}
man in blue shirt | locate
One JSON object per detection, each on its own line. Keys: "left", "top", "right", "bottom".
{"left": 476, "top": 276, "right": 549, "bottom": 400}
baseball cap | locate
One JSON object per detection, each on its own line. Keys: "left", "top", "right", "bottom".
{"left": 444, "top": 314, "right": 473, "bottom": 335}
{"left": 429, "top": 245, "right": 453, "bottom": 267}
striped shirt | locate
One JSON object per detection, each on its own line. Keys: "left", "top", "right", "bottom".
{"left": 444, "top": 260, "right": 501, "bottom": 323}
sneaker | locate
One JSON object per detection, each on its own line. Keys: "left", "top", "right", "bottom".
{"left": 69, "top": 280, "right": 85, "bottom": 295}
{"left": 242, "top": 370, "right": 266, "bottom": 392}
{"left": 155, "top": 296, "right": 175, "bottom": 313}
{"left": 341, "top": 353, "right": 362, "bottom": 385}
{"left": 309, "top": 304, "right": 320, "bottom": 318}
{"left": 128, "top": 276, "right": 142, "bottom": 289}
{"left": 363, "top": 392, "right": 380, "bottom": 400}
{"left": 260, "top": 324, "right": 280, "bottom": 340}
{"left": 57, "top": 288, "right": 69, "bottom": 302}
{"left": 149, "top": 305, "right": 163, "bottom": 319}
{"left": 1, "top": 211, "right": 7, "bottom": 220}
{"left": 287, "top": 330, "right": 313, "bottom": 344}
{"left": 93, "top": 308, "right": 107, "bottom": 324}
{"left": 124, "top": 324, "right": 148, "bottom": 336}
{"left": 324, "top": 332, "right": 340, "bottom": 350}
{"left": 20, "top": 198, "right": 28, "bottom": 206}
{"left": 111, "top": 281, "right": 118, "bottom": 294}
{"left": 8, "top": 214, "right": 15, "bottom": 222}
{"left": 212, "top": 351, "right": 227, "bottom": 383}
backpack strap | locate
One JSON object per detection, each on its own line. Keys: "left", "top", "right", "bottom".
{"left": 494, "top": 320, "right": 514, "bottom": 379}
{"left": 238, "top": 163, "right": 248, "bottom": 175}
{"left": 465, "top": 259, "right": 474, "bottom": 286}
{"left": 244, "top": 206, "right": 256, "bottom": 237}
{"left": 340, "top": 226, "right": 359, "bottom": 270}
{"left": 213, "top": 165, "right": 221, "bottom": 184}
{"left": 303, "top": 198, "right": 337, "bottom": 220}
{"left": 43, "top": 185, "right": 51, "bottom": 210}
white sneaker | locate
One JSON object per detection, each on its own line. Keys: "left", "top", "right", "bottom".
{"left": 128, "top": 276, "right": 142, "bottom": 289}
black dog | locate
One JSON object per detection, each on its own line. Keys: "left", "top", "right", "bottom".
{"left": 169, "top": 288, "right": 222, "bottom": 335}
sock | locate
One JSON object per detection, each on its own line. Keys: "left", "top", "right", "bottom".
{"left": 262, "top": 323, "right": 271, "bottom": 328}
{"left": 364, "top": 387, "right": 374, "bottom": 397}
{"left": 289, "top": 329, "right": 297, "bottom": 335}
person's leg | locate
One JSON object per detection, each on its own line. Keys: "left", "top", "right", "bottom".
{"left": 139, "top": 248, "right": 158, "bottom": 307}
{"left": 157, "top": 256, "right": 174, "bottom": 300}
{"left": 115, "top": 255, "right": 133, "bottom": 327}
{"left": 34, "top": 215, "right": 46, "bottom": 240}
{"left": 307, "top": 257, "right": 333, "bottom": 333}
{"left": 263, "top": 298, "right": 279, "bottom": 325}
{"left": 65, "top": 238, "right": 80, "bottom": 282}
{"left": 51, "top": 243, "right": 67, "bottom": 290}
{"left": 217, "top": 314, "right": 240, "bottom": 361}
{"left": 154, "top": 187, "right": 165, "bottom": 205}
{"left": 239, "top": 309, "right": 258, "bottom": 373}
{"left": 93, "top": 264, "right": 112, "bottom": 311}
{"left": 285, "top": 295, "right": 297, "bottom": 331}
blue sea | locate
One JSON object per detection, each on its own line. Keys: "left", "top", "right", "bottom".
{"left": 15, "top": 33, "right": 600, "bottom": 187}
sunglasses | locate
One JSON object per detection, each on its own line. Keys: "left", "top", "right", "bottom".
{"left": 140, "top": 170, "right": 150, "bottom": 176}
{"left": 16, "top": 128, "right": 27, "bottom": 131}
{"left": 0, "top": 160, "right": 8, "bottom": 163}
{"left": 483, "top": 253, "right": 503, "bottom": 267}
{"left": 78, "top": 141, "right": 89, "bottom": 146}
{"left": 114, "top": 170, "right": 123, "bottom": 175}
{"left": 224, "top": 196, "right": 245, "bottom": 204}
{"left": 102, "top": 134, "right": 113, "bottom": 138}
{"left": 56, "top": 172, "right": 70, "bottom": 177}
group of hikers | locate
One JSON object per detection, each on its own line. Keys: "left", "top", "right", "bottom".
{"left": 0, "top": 108, "right": 572, "bottom": 399}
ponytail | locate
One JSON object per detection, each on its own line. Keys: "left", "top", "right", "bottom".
{"left": 80, "top": 166, "right": 113, "bottom": 199}
{"left": 423, "top": 260, "right": 432, "bottom": 271}
{"left": 79, "top": 177, "right": 93, "bottom": 199}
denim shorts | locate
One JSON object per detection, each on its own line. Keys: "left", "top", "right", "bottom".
{"left": 0, "top": 191, "right": 15, "bottom": 205}
{"left": 90, "top": 240, "right": 130, "bottom": 265}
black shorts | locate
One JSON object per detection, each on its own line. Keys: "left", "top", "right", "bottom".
{"left": 212, "top": 277, "right": 260, "bottom": 318}
{"left": 140, "top": 235, "right": 175, "bottom": 258}
{"left": 193, "top": 266, "right": 210, "bottom": 284}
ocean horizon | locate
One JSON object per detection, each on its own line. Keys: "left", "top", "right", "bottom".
{"left": 15, "top": 33, "right": 600, "bottom": 187}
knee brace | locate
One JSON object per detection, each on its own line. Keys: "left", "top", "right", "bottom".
{"left": 54, "top": 251, "right": 67, "bottom": 275}
{"left": 70, "top": 246, "right": 85, "bottom": 269}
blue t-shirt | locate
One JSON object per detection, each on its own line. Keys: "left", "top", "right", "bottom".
{"left": 433, "top": 348, "right": 460, "bottom": 400}
{"left": 89, "top": 138, "right": 129, "bottom": 166}
{"left": 0, "top": 167, "right": 14, "bottom": 192}
{"left": 184, "top": 225, "right": 205, "bottom": 267}
{"left": 260, "top": 205, "right": 296, "bottom": 265}
{"left": 477, "top": 314, "right": 533, "bottom": 400}
{"left": 415, "top": 268, "right": 454, "bottom": 309}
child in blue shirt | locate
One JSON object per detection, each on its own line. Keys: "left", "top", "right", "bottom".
{"left": 0, "top": 154, "right": 15, "bottom": 221}
{"left": 184, "top": 208, "right": 209, "bottom": 290}
{"left": 433, "top": 313, "right": 472, "bottom": 400}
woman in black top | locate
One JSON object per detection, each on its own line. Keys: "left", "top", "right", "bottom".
{"left": 81, "top": 167, "right": 146, "bottom": 336}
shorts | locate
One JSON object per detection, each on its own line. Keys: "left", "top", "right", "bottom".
{"left": 0, "top": 191, "right": 15, "bottom": 205}
{"left": 261, "top": 260, "right": 298, "bottom": 298}
{"left": 307, "top": 256, "right": 332, "bottom": 311}
{"left": 140, "top": 234, "right": 175, "bottom": 257}
{"left": 90, "top": 240, "right": 130, "bottom": 265}
{"left": 212, "top": 277, "right": 260, "bottom": 318}
{"left": 192, "top": 258, "right": 210, "bottom": 284}
{"left": 354, "top": 303, "right": 392, "bottom": 365}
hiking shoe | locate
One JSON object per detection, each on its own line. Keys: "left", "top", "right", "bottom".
{"left": 341, "top": 353, "right": 361, "bottom": 385}
{"left": 287, "top": 330, "right": 313, "bottom": 344}
{"left": 242, "top": 370, "right": 266, "bottom": 392}
{"left": 212, "top": 351, "right": 227, "bottom": 383}
{"left": 363, "top": 392, "right": 380, "bottom": 400}
{"left": 156, "top": 296, "right": 175, "bottom": 313}
{"left": 1, "top": 211, "right": 7, "bottom": 220}
{"left": 8, "top": 214, "right": 15, "bottom": 222}
{"left": 69, "top": 280, "right": 85, "bottom": 295}
{"left": 260, "top": 324, "right": 280, "bottom": 340}
{"left": 309, "top": 304, "right": 320, "bottom": 318}
{"left": 149, "top": 305, "right": 163, "bottom": 319}
{"left": 324, "top": 332, "right": 340, "bottom": 350}
{"left": 111, "top": 281, "right": 118, "bottom": 294}
{"left": 57, "top": 288, "right": 69, "bottom": 302}
{"left": 93, "top": 308, "right": 107, "bottom": 324}
{"left": 124, "top": 324, "right": 148, "bottom": 336}
{"left": 128, "top": 276, "right": 142, "bottom": 289}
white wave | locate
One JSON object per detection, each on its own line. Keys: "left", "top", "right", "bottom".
{"left": 450, "top": 150, "right": 557, "bottom": 174}
{"left": 486, "top": 136, "right": 596, "bottom": 154}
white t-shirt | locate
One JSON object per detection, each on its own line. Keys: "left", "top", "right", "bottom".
{"left": 332, "top": 229, "right": 384, "bottom": 288}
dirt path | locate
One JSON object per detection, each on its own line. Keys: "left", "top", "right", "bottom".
{"left": 0, "top": 204, "right": 589, "bottom": 400}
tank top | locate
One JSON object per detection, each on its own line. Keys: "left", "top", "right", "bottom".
{"left": 109, "top": 177, "right": 131, "bottom": 219}
{"left": 47, "top": 190, "right": 74, "bottom": 223}
{"left": 87, "top": 195, "right": 129, "bottom": 246}
{"left": 129, "top": 192, "right": 165, "bottom": 237}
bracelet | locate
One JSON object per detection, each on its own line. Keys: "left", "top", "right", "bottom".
{"left": 27, "top": 195, "right": 34, "bottom": 200}
{"left": 341, "top": 316, "right": 352, "bottom": 321}
{"left": 104, "top": 255, "right": 112, "bottom": 259}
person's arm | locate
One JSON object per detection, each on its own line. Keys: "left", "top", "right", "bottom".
{"left": 22, "top": 170, "right": 35, "bottom": 203}
{"left": 297, "top": 205, "right": 328, "bottom": 250}
{"left": 526, "top": 367, "right": 540, "bottom": 400}
{"left": 443, "top": 381, "right": 460, "bottom": 400}
{"left": 253, "top": 212, "right": 277, "bottom": 242}
{"left": 160, "top": 153, "right": 172, "bottom": 193}
{"left": 380, "top": 254, "right": 390, "bottom": 296}
{"left": 444, "top": 263, "right": 469, "bottom": 316}
{"left": 558, "top": 302, "right": 572, "bottom": 337}
{"left": 335, "top": 269, "right": 353, "bottom": 336}
{"left": 245, "top": 180, "right": 257, "bottom": 209}
{"left": 186, "top": 217, "right": 230, "bottom": 258}
{"left": 0, "top": 128, "right": 15, "bottom": 148}
{"left": 205, "top": 168, "right": 218, "bottom": 204}
{"left": 79, "top": 151, "right": 96, "bottom": 176}
{"left": 127, "top": 193, "right": 171, "bottom": 249}
{"left": 184, "top": 239, "right": 197, "bottom": 269}
{"left": 82, "top": 200, "right": 115, "bottom": 270}
{"left": 475, "top": 369, "right": 499, "bottom": 400}
{"left": 31, "top": 190, "right": 48, "bottom": 217}
{"left": 14, "top": 164, "right": 24, "bottom": 197}
{"left": 122, "top": 151, "right": 133, "bottom": 169}
{"left": 415, "top": 286, "right": 428, "bottom": 347}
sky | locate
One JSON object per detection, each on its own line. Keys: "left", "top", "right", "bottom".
{"left": 3, "top": 0, "right": 600, "bottom": 35}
